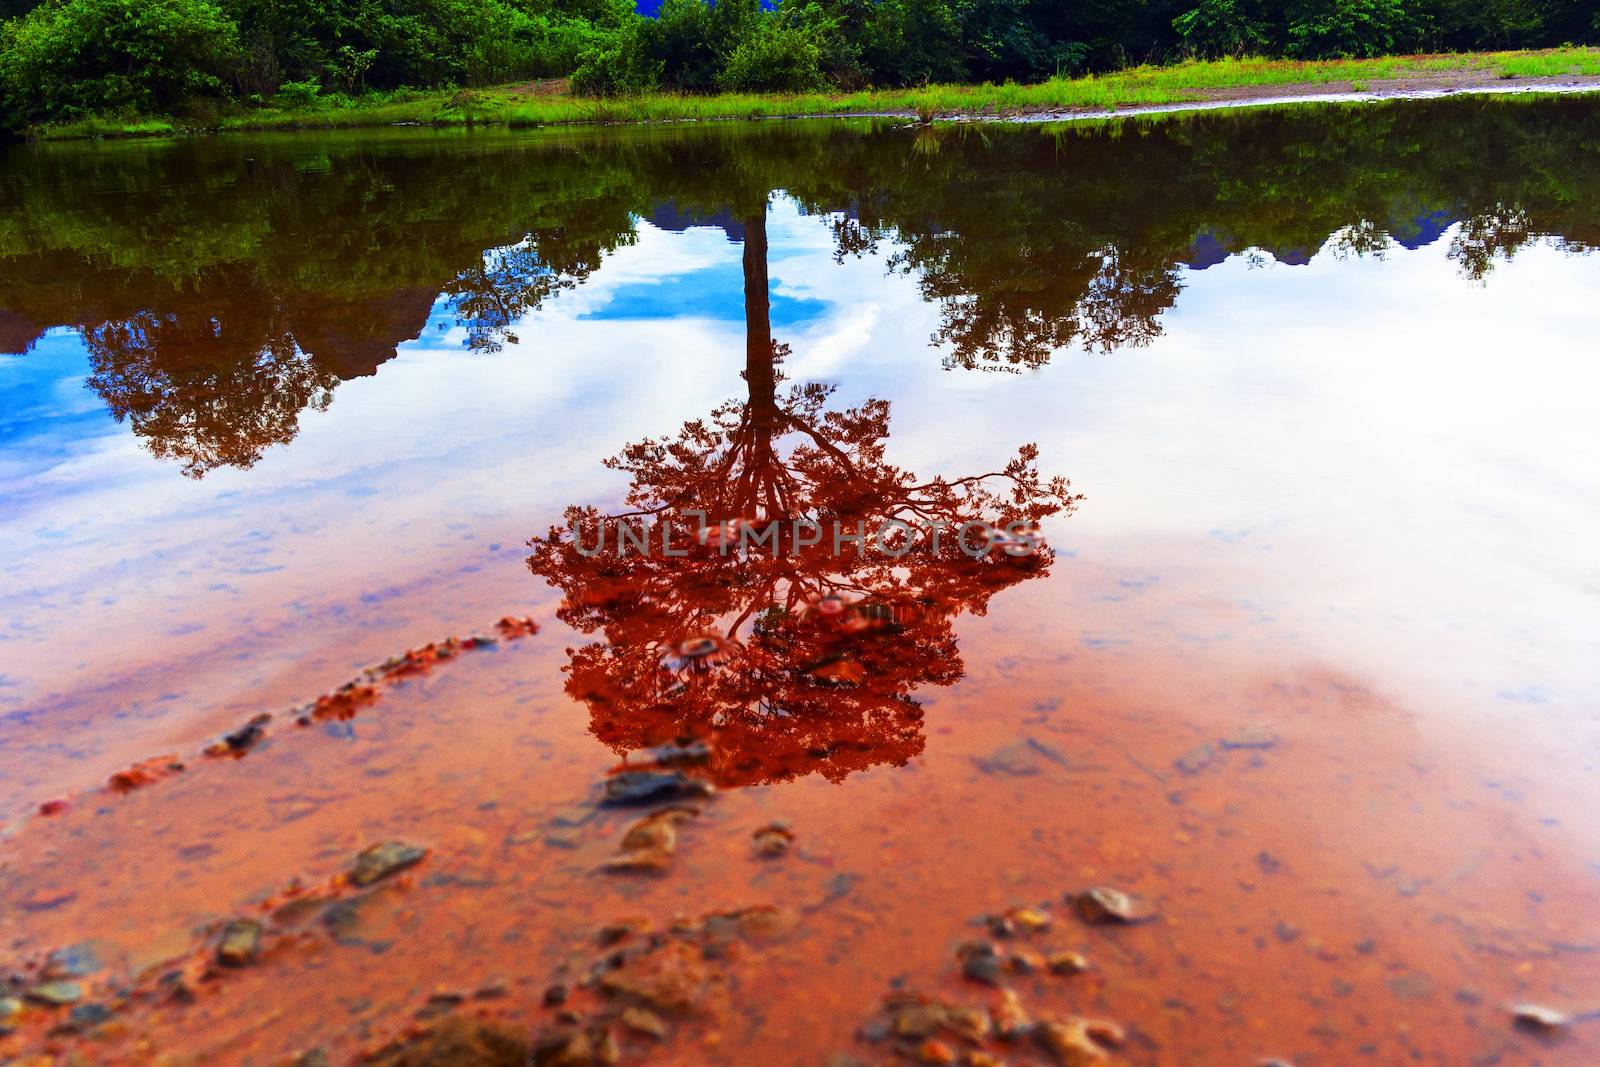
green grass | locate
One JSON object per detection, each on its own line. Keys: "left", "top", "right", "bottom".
{"left": 30, "top": 46, "right": 1600, "bottom": 140}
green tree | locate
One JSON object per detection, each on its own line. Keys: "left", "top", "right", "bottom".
{"left": 1286, "top": 0, "right": 1412, "bottom": 56}
{"left": 1173, "top": 0, "right": 1275, "bottom": 56}
{"left": 0, "top": 0, "right": 240, "bottom": 125}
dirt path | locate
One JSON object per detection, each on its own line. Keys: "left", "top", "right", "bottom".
{"left": 947, "top": 71, "right": 1600, "bottom": 123}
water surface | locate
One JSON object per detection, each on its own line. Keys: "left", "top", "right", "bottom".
{"left": 1, "top": 99, "right": 1598, "bottom": 1065}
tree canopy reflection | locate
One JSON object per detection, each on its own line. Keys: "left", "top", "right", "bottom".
{"left": 527, "top": 209, "right": 1078, "bottom": 787}
{"left": 3, "top": 98, "right": 1598, "bottom": 475}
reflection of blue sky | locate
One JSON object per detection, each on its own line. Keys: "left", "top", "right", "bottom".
{"left": 576, "top": 264, "right": 827, "bottom": 325}
{"left": 4, "top": 197, "right": 1600, "bottom": 773}
{"left": 0, "top": 333, "right": 117, "bottom": 465}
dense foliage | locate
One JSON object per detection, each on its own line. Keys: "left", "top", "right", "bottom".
{"left": 1, "top": 0, "right": 1598, "bottom": 126}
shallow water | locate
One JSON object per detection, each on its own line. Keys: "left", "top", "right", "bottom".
{"left": 1, "top": 98, "right": 1599, "bottom": 1065}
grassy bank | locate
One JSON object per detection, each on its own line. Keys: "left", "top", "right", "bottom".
{"left": 33, "top": 46, "right": 1600, "bottom": 140}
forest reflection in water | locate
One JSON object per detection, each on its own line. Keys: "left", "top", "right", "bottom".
{"left": 3, "top": 95, "right": 1598, "bottom": 479}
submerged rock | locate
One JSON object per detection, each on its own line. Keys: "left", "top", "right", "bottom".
{"left": 1033, "top": 1018, "right": 1110, "bottom": 1065}
{"left": 957, "top": 941, "right": 1005, "bottom": 987}
{"left": 1511, "top": 1003, "right": 1569, "bottom": 1032}
{"left": 601, "top": 808, "right": 697, "bottom": 874}
{"left": 881, "top": 995, "right": 991, "bottom": 1043}
{"left": 42, "top": 942, "right": 105, "bottom": 980}
{"left": 216, "top": 919, "right": 264, "bottom": 966}
{"left": 1173, "top": 742, "right": 1216, "bottom": 775}
{"left": 991, "top": 988, "right": 1032, "bottom": 1039}
{"left": 1047, "top": 950, "right": 1088, "bottom": 975}
{"left": 597, "top": 941, "right": 714, "bottom": 1014}
{"left": 369, "top": 1017, "right": 530, "bottom": 1066}
{"left": 753, "top": 823, "right": 795, "bottom": 857}
{"left": 530, "top": 1025, "right": 618, "bottom": 1067}
{"left": 973, "top": 740, "right": 1048, "bottom": 777}
{"left": 205, "top": 713, "right": 272, "bottom": 757}
{"left": 600, "top": 770, "right": 714, "bottom": 807}
{"left": 1072, "top": 887, "right": 1154, "bottom": 925}
{"left": 55, "top": 1003, "right": 113, "bottom": 1033}
{"left": 27, "top": 981, "right": 84, "bottom": 1005}
{"left": 349, "top": 841, "right": 428, "bottom": 886}
{"left": 1221, "top": 723, "right": 1279, "bottom": 750}
{"left": 619, "top": 1006, "right": 668, "bottom": 1039}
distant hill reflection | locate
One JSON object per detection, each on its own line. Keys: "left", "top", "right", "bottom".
{"left": 2, "top": 97, "right": 1597, "bottom": 476}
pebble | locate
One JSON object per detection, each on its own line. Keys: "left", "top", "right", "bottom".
{"left": 1511, "top": 1003, "right": 1568, "bottom": 1032}
{"left": 1072, "top": 887, "right": 1154, "bottom": 924}
{"left": 1047, "top": 951, "right": 1088, "bottom": 975}
{"left": 367, "top": 1017, "right": 530, "bottom": 1065}
{"left": 619, "top": 1006, "right": 667, "bottom": 1039}
{"left": 349, "top": 841, "right": 428, "bottom": 886}
{"left": 991, "top": 988, "right": 1031, "bottom": 1039}
{"left": 753, "top": 823, "right": 794, "bottom": 857}
{"left": 601, "top": 809, "right": 696, "bottom": 874}
{"left": 599, "top": 770, "right": 714, "bottom": 807}
{"left": 1082, "top": 1019, "right": 1125, "bottom": 1047}
{"left": 216, "top": 919, "right": 263, "bottom": 966}
{"left": 596, "top": 920, "right": 644, "bottom": 945}
{"left": 543, "top": 827, "right": 583, "bottom": 849}
{"left": 973, "top": 741, "right": 1045, "bottom": 777}
{"left": 890, "top": 1002, "right": 946, "bottom": 1039}
{"left": 56, "top": 1003, "right": 113, "bottom": 1033}
{"left": 528, "top": 1025, "right": 617, "bottom": 1067}
{"left": 1222, "top": 723, "right": 1279, "bottom": 749}
{"left": 1008, "top": 949, "right": 1044, "bottom": 974}
{"left": 42, "top": 942, "right": 104, "bottom": 980}
{"left": 27, "top": 981, "right": 84, "bottom": 1005}
{"left": 957, "top": 941, "right": 1005, "bottom": 987}
{"left": 1173, "top": 742, "right": 1216, "bottom": 775}
{"left": 208, "top": 713, "right": 271, "bottom": 756}
{"left": 1033, "top": 1018, "right": 1109, "bottom": 1065}
{"left": 597, "top": 942, "right": 712, "bottom": 1013}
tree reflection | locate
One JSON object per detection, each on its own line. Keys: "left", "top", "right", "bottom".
{"left": 83, "top": 301, "right": 338, "bottom": 479}
{"left": 527, "top": 208, "right": 1079, "bottom": 787}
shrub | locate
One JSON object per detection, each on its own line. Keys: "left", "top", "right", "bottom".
{"left": 717, "top": 19, "right": 826, "bottom": 91}
{"left": 571, "top": 16, "right": 663, "bottom": 94}
{"left": 0, "top": 0, "right": 240, "bottom": 126}
{"left": 275, "top": 78, "right": 321, "bottom": 106}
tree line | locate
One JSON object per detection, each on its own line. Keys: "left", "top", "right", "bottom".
{"left": 2, "top": 0, "right": 1598, "bottom": 128}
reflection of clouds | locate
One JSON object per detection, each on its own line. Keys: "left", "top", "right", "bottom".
{"left": 3, "top": 206, "right": 1600, "bottom": 732}
{"left": 0, "top": 198, "right": 934, "bottom": 702}
{"left": 883, "top": 228, "right": 1600, "bottom": 716}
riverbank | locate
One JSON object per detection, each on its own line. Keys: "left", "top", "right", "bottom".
{"left": 30, "top": 46, "right": 1600, "bottom": 140}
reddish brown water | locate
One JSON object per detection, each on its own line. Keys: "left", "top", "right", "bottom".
{"left": 2, "top": 106, "right": 1599, "bottom": 1065}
